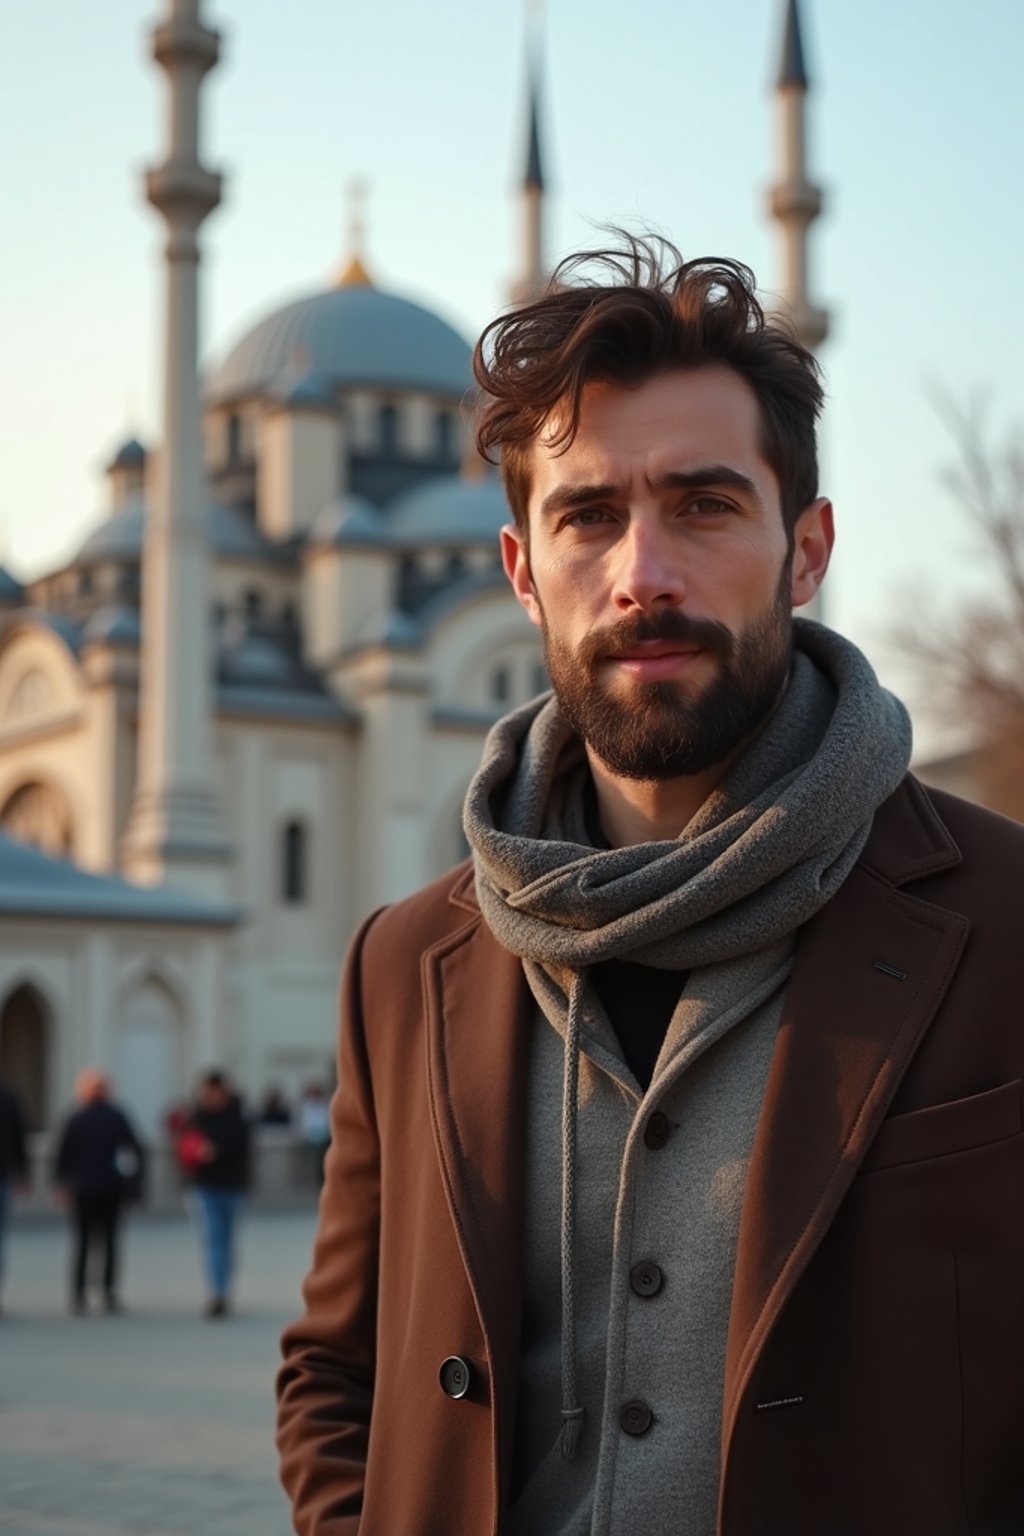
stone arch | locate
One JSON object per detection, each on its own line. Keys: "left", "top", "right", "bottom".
{"left": 0, "top": 778, "right": 75, "bottom": 859}
{"left": 0, "top": 982, "right": 53, "bottom": 1131}
{"left": 115, "top": 971, "right": 189, "bottom": 1145}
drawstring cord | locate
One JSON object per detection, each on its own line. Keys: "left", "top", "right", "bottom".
{"left": 559, "top": 971, "right": 585, "bottom": 1459}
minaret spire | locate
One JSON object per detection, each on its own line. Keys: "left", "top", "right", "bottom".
{"left": 510, "top": 4, "right": 547, "bottom": 306}
{"left": 336, "top": 176, "right": 374, "bottom": 288}
{"left": 122, "top": 0, "right": 229, "bottom": 895}
{"left": 767, "top": 0, "right": 828, "bottom": 351}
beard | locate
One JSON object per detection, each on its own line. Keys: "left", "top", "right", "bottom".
{"left": 540, "top": 571, "right": 793, "bottom": 782}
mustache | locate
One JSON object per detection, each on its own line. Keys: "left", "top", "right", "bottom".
{"left": 574, "top": 610, "right": 735, "bottom": 669}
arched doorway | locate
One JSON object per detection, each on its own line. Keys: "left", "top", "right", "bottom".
{"left": 117, "top": 978, "right": 185, "bottom": 1145}
{"left": 0, "top": 984, "right": 51, "bottom": 1131}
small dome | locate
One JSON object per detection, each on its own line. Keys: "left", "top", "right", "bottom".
{"left": 388, "top": 475, "right": 510, "bottom": 547}
{"left": 208, "top": 284, "right": 472, "bottom": 405}
{"left": 308, "top": 496, "right": 386, "bottom": 550}
{"left": 0, "top": 566, "right": 25, "bottom": 605}
{"left": 106, "top": 437, "right": 147, "bottom": 472}
{"left": 267, "top": 368, "right": 336, "bottom": 410}
{"left": 74, "top": 501, "right": 277, "bottom": 567}
{"left": 353, "top": 608, "right": 423, "bottom": 650}
{"left": 219, "top": 634, "right": 295, "bottom": 688}
{"left": 82, "top": 606, "right": 140, "bottom": 648}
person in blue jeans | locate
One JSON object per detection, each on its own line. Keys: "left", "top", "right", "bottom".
{"left": 188, "top": 1070, "right": 251, "bottom": 1318}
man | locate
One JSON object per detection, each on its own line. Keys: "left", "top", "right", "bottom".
{"left": 53, "top": 1067, "right": 144, "bottom": 1314}
{"left": 277, "top": 239, "right": 1023, "bottom": 1535}
{"left": 0, "top": 1073, "right": 28, "bottom": 1314}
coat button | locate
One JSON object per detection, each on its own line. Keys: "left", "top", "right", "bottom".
{"left": 643, "top": 1111, "right": 671, "bottom": 1150}
{"left": 438, "top": 1356, "right": 474, "bottom": 1399}
{"left": 620, "top": 1399, "right": 654, "bottom": 1436}
{"left": 630, "top": 1261, "right": 663, "bottom": 1298}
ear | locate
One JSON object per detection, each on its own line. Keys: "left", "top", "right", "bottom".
{"left": 501, "top": 524, "right": 544, "bottom": 628}
{"left": 790, "top": 497, "right": 834, "bottom": 608}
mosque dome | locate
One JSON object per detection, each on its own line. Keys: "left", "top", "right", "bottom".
{"left": 388, "top": 475, "right": 510, "bottom": 547}
{"left": 74, "top": 500, "right": 277, "bottom": 567}
{"left": 207, "top": 283, "right": 473, "bottom": 406}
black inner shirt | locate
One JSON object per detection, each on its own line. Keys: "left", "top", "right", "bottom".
{"left": 582, "top": 776, "right": 689, "bottom": 1091}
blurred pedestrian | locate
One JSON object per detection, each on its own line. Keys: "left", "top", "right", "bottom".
{"left": 0, "top": 1073, "right": 28, "bottom": 1315}
{"left": 297, "top": 1080, "right": 331, "bottom": 1187}
{"left": 187, "top": 1070, "right": 251, "bottom": 1318}
{"left": 53, "top": 1068, "right": 145, "bottom": 1315}
{"left": 259, "top": 1085, "right": 291, "bottom": 1126}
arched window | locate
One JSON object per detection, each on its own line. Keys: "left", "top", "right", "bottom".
{"left": 435, "top": 410, "right": 454, "bottom": 460}
{"left": 378, "top": 403, "right": 399, "bottom": 455}
{"left": 244, "top": 589, "right": 264, "bottom": 626}
{"left": 226, "top": 414, "right": 241, "bottom": 465}
{"left": 282, "top": 820, "right": 308, "bottom": 904}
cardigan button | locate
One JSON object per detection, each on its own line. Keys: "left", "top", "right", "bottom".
{"left": 630, "top": 1261, "right": 663, "bottom": 1298}
{"left": 620, "top": 1399, "right": 654, "bottom": 1436}
{"left": 643, "top": 1111, "right": 671, "bottom": 1150}
{"left": 438, "top": 1355, "right": 474, "bottom": 1400}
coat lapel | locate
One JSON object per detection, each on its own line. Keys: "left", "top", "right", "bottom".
{"left": 721, "top": 778, "right": 970, "bottom": 1467}
{"left": 423, "top": 867, "right": 531, "bottom": 1508}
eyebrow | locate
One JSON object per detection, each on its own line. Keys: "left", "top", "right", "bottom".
{"left": 537, "top": 464, "right": 760, "bottom": 519}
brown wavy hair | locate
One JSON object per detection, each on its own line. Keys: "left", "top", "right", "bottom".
{"left": 473, "top": 233, "right": 824, "bottom": 538}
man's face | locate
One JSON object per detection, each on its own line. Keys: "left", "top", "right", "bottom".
{"left": 502, "top": 366, "right": 831, "bottom": 781}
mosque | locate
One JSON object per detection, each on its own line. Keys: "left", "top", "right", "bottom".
{"left": 0, "top": 0, "right": 829, "bottom": 1141}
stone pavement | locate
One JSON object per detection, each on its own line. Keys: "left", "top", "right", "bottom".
{"left": 0, "top": 1209, "right": 319, "bottom": 1536}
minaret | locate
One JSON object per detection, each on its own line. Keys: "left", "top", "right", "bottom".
{"left": 510, "top": 18, "right": 547, "bottom": 306}
{"left": 767, "top": 0, "right": 828, "bottom": 351}
{"left": 122, "top": 0, "right": 229, "bottom": 896}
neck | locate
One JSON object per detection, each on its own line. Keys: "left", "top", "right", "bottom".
{"left": 588, "top": 752, "right": 735, "bottom": 847}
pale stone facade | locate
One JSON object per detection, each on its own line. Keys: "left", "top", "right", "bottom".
{"left": 0, "top": 0, "right": 839, "bottom": 1142}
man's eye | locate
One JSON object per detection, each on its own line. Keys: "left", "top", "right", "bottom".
{"left": 566, "top": 507, "right": 613, "bottom": 527}
{"left": 689, "top": 496, "right": 732, "bottom": 517}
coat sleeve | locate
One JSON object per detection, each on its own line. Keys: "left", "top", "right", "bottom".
{"left": 276, "top": 909, "right": 384, "bottom": 1536}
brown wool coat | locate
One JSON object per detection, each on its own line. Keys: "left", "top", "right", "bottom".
{"left": 277, "top": 777, "right": 1024, "bottom": 1536}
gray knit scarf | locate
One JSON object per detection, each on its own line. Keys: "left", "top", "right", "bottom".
{"left": 463, "top": 619, "right": 912, "bottom": 1459}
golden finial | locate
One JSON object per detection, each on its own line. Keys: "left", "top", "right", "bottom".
{"left": 336, "top": 176, "right": 374, "bottom": 288}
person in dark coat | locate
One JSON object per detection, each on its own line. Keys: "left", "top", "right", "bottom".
{"left": 0, "top": 1074, "right": 28, "bottom": 1313}
{"left": 53, "top": 1067, "right": 144, "bottom": 1314}
{"left": 187, "top": 1069, "right": 251, "bottom": 1317}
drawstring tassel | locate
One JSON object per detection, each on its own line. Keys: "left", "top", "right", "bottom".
{"left": 559, "top": 972, "right": 585, "bottom": 1460}
{"left": 560, "top": 1405, "right": 584, "bottom": 1460}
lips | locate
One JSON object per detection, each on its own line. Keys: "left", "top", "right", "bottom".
{"left": 609, "top": 641, "right": 703, "bottom": 662}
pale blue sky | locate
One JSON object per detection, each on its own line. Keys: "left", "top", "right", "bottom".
{"left": 3, "top": 0, "right": 1023, "bottom": 736}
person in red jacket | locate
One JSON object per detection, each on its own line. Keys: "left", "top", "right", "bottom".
{"left": 185, "top": 1069, "right": 251, "bottom": 1318}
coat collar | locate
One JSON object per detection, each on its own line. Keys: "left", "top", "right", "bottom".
{"left": 720, "top": 775, "right": 970, "bottom": 1501}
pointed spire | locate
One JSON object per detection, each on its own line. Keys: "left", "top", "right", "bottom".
{"left": 766, "top": 0, "right": 827, "bottom": 352}
{"left": 336, "top": 176, "right": 374, "bottom": 288}
{"left": 524, "top": 42, "right": 544, "bottom": 190}
{"left": 777, "top": 0, "right": 809, "bottom": 89}
{"left": 511, "top": 1, "right": 548, "bottom": 305}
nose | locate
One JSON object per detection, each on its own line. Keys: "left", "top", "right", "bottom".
{"left": 611, "top": 520, "right": 686, "bottom": 613}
